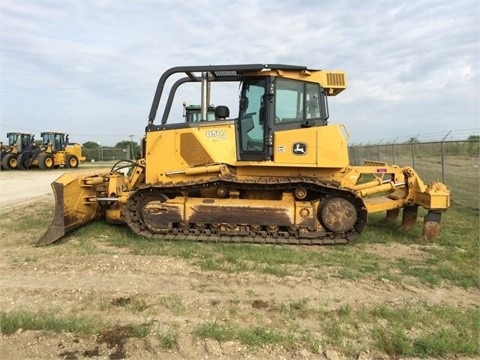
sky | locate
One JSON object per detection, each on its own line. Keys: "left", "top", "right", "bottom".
{"left": 1, "top": 0, "right": 479, "bottom": 146}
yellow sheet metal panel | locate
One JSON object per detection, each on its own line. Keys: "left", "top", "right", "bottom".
{"left": 272, "top": 125, "right": 348, "bottom": 167}
{"left": 273, "top": 128, "right": 317, "bottom": 165}
{"left": 144, "top": 131, "right": 177, "bottom": 183}
{"left": 316, "top": 125, "right": 349, "bottom": 168}
{"left": 145, "top": 121, "right": 237, "bottom": 184}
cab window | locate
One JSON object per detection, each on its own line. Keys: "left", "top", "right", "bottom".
{"left": 238, "top": 79, "right": 266, "bottom": 153}
{"left": 275, "top": 79, "right": 323, "bottom": 124}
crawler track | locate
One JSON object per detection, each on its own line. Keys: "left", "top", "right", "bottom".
{"left": 125, "top": 176, "right": 368, "bottom": 245}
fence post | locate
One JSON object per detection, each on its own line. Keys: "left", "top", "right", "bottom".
{"left": 391, "top": 143, "right": 395, "bottom": 164}
{"left": 440, "top": 131, "right": 451, "bottom": 183}
{"left": 441, "top": 141, "right": 445, "bottom": 183}
{"left": 392, "top": 137, "right": 398, "bottom": 164}
{"left": 411, "top": 142, "right": 415, "bottom": 168}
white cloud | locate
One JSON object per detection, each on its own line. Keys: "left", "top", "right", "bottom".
{"left": 1, "top": 0, "right": 478, "bottom": 145}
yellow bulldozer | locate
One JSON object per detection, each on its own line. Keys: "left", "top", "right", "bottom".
{"left": 18, "top": 131, "right": 85, "bottom": 170}
{"left": 37, "top": 64, "right": 450, "bottom": 246}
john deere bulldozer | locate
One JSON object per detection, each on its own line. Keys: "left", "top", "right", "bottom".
{"left": 1, "top": 132, "right": 35, "bottom": 170}
{"left": 18, "top": 132, "right": 85, "bottom": 170}
{"left": 37, "top": 64, "right": 450, "bottom": 246}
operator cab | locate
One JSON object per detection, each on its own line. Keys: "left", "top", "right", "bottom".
{"left": 146, "top": 64, "right": 344, "bottom": 162}
{"left": 237, "top": 76, "right": 329, "bottom": 161}
{"left": 6, "top": 132, "right": 33, "bottom": 152}
{"left": 41, "top": 132, "right": 66, "bottom": 152}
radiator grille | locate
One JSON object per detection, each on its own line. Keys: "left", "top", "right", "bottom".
{"left": 326, "top": 72, "right": 346, "bottom": 86}
{"left": 180, "top": 133, "right": 213, "bottom": 165}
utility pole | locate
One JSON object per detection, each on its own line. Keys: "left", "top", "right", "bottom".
{"left": 128, "top": 135, "right": 135, "bottom": 160}
{"left": 97, "top": 141, "right": 101, "bottom": 162}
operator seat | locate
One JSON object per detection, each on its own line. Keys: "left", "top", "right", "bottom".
{"left": 215, "top": 105, "right": 230, "bottom": 120}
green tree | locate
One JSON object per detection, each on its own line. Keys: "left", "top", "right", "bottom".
{"left": 82, "top": 141, "right": 101, "bottom": 161}
{"left": 82, "top": 141, "right": 100, "bottom": 149}
{"left": 405, "top": 137, "right": 419, "bottom": 144}
{"left": 466, "top": 135, "right": 479, "bottom": 156}
{"left": 115, "top": 140, "right": 141, "bottom": 159}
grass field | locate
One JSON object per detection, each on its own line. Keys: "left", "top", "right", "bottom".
{"left": 0, "top": 197, "right": 478, "bottom": 358}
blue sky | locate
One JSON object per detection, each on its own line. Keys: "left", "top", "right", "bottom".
{"left": 1, "top": 0, "right": 478, "bottom": 146}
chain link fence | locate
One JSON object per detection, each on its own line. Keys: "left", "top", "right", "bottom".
{"left": 348, "top": 140, "right": 480, "bottom": 210}
{"left": 82, "top": 146, "right": 134, "bottom": 163}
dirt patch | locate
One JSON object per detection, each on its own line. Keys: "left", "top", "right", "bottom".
{"left": 97, "top": 325, "right": 131, "bottom": 359}
{"left": 362, "top": 243, "right": 432, "bottom": 261}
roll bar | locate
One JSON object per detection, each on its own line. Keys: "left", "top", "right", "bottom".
{"left": 148, "top": 64, "right": 308, "bottom": 125}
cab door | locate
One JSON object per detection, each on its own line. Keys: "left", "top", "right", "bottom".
{"left": 237, "top": 78, "right": 270, "bottom": 161}
{"left": 272, "top": 78, "right": 329, "bottom": 166}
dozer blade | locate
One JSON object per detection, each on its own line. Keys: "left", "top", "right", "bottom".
{"left": 36, "top": 173, "right": 102, "bottom": 246}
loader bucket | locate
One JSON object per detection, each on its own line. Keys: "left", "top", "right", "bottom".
{"left": 36, "top": 173, "right": 103, "bottom": 246}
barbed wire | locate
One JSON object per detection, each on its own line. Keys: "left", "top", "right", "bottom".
{"left": 350, "top": 128, "right": 480, "bottom": 145}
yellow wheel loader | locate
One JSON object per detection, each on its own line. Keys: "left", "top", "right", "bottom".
{"left": 37, "top": 64, "right": 450, "bottom": 246}
{"left": 18, "top": 132, "right": 85, "bottom": 170}
{"left": 183, "top": 103, "right": 216, "bottom": 122}
{"left": 0, "top": 132, "right": 35, "bottom": 170}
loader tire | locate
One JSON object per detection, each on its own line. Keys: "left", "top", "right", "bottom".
{"left": 1, "top": 153, "right": 18, "bottom": 170}
{"left": 65, "top": 154, "right": 79, "bottom": 168}
{"left": 38, "top": 153, "right": 55, "bottom": 170}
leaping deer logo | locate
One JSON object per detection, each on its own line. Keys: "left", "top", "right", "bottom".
{"left": 293, "top": 142, "right": 307, "bottom": 155}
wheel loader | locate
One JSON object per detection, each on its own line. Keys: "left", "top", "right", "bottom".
{"left": 183, "top": 103, "right": 216, "bottom": 122}
{"left": 18, "top": 132, "right": 86, "bottom": 170}
{"left": 37, "top": 64, "right": 450, "bottom": 246}
{"left": 0, "top": 132, "right": 35, "bottom": 170}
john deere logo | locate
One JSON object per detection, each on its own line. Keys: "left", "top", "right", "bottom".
{"left": 292, "top": 142, "right": 307, "bottom": 155}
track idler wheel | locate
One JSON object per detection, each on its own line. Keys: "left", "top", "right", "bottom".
{"left": 319, "top": 196, "right": 357, "bottom": 233}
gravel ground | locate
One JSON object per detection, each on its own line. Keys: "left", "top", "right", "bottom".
{"left": 0, "top": 170, "right": 60, "bottom": 208}
{"left": 0, "top": 166, "right": 110, "bottom": 209}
